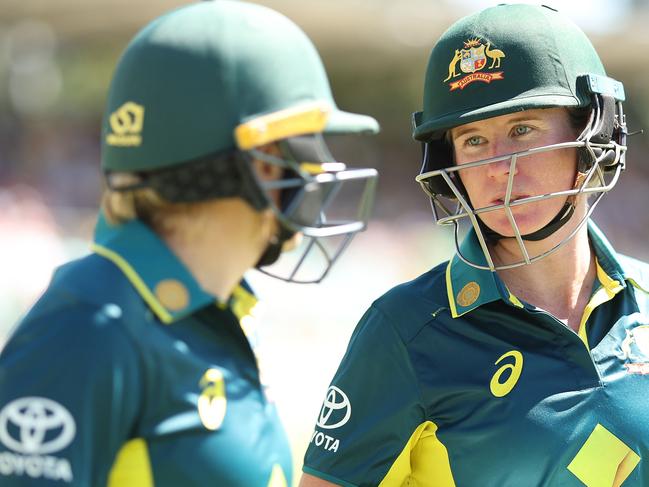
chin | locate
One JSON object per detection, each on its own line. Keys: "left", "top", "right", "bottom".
{"left": 480, "top": 208, "right": 557, "bottom": 238}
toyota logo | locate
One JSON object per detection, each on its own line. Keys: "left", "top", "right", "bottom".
{"left": 317, "top": 386, "right": 351, "bottom": 429}
{"left": 0, "top": 397, "right": 76, "bottom": 455}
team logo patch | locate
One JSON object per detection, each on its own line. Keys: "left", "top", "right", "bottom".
{"left": 106, "top": 101, "right": 145, "bottom": 147}
{"left": 457, "top": 281, "right": 480, "bottom": 307}
{"left": 154, "top": 279, "right": 189, "bottom": 312}
{"left": 444, "top": 38, "right": 505, "bottom": 91}
{"left": 198, "top": 368, "right": 227, "bottom": 431}
{"left": 621, "top": 325, "right": 649, "bottom": 375}
{"left": 0, "top": 397, "right": 75, "bottom": 482}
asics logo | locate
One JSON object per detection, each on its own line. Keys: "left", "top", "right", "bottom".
{"left": 490, "top": 350, "right": 524, "bottom": 398}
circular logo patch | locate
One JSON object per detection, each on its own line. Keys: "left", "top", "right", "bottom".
{"left": 0, "top": 397, "right": 76, "bottom": 455}
{"left": 457, "top": 281, "right": 480, "bottom": 307}
{"left": 155, "top": 279, "right": 189, "bottom": 311}
{"left": 316, "top": 386, "right": 351, "bottom": 430}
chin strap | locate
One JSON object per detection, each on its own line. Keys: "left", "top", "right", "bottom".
{"left": 255, "top": 164, "right": 301, "bottom": 269}
{"left": 477, "top": 200, "right": 576, "bottom": 243}
{"left": 255, "top": 226, "right": 295, "bottom": 268}
{"left": 520, "top": 200, "right": 575, "bottom": 241}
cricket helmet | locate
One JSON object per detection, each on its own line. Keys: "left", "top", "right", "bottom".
{"left": 100, "top": 0, "right": 379, "bottom": 282}
{"left": 413, "top": 4, "right": 627, "bottom": 270}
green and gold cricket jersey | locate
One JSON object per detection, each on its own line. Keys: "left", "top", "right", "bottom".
{"left": 304, "top": 221, "right": 649, "bottom": 486}
{"left": 0, "top": 215, "right": 292, "bottom": 486}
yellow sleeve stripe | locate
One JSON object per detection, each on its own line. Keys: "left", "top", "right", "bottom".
{"left": 92, "top": 243, "right": 173, "bottom": 324}
{"left": 379, "top": 420, "right": 456, "bottom": 487}
{"left": 234, "top": 102, "right": 331, "bottom": 150}
{"left": 108, "top": 438, "right": 154, "bottom": 487}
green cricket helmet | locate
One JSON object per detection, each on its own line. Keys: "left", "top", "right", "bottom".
{"left": 100, "top": 0, "right": 379, "bottom": 283}
{"left": 413, "top": 4, "right": 627, "bottom": 271}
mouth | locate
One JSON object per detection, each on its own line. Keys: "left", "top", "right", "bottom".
{"left": 491, "top": 194, "right": 531, "bottom": 205}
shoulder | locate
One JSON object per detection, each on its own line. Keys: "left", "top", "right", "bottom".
{"left": 4, "top": 252, "right": 146, "bottom": 360}
{"left": 368, "top": 260, "right": 450, "bottom": 344}
{"left": 39, "top": 252, "right": 153, "bottom": 334}
{"left": 46, "top": 252, "right": 147, "bottom": 313}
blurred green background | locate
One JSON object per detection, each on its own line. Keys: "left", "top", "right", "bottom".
{"left": 1, "top": 0, "right": 649, "bottom": 482}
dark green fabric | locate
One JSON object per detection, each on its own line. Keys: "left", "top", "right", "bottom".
{"left": 304, "top": 222, "right": 649, "bottom": 486}
{"left": 102, "top": 0, "right": 378, "bottom": 172}
{"left": 413, "top": 4, "right": 606, "bottom": 141}
{"left": 0, "top": 218, "right": 292, "bottom": 486}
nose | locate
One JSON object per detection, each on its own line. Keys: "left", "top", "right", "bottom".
{"left": 485, "top": 140, "right": 518, "bottom": 180}
{"left": 485, "top": 157, "right": 514, "bottom": 180}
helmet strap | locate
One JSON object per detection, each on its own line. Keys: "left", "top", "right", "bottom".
{"left": 475, "top": 200, "right": 576, "bottom": 243}
{"left": 255, "top": 226, "right": 295, "bottom": 268}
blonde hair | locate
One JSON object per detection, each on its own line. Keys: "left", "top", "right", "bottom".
{"left": 101, "top": 187, "right": 198, "bottom": 238}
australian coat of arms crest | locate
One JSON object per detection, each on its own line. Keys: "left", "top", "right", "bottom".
{"left": 444, "top": 38, "right": 505, "bottom": 91}
{"left": 621, "top": 325, "right": 649, "bottom": 375}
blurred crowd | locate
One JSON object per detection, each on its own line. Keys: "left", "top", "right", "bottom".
{"left": 1, "top": 2, "right": 649, "bottom": 474}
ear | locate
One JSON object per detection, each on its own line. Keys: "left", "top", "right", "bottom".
{"left": 253, "top": 143, "right": 284, "bottom": 182}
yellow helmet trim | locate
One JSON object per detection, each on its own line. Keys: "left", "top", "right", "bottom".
{"left": 235, "top": 102, "right": 330, "bottom": 150}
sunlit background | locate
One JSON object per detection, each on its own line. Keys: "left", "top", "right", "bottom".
{"left": 2, "top": 0, "right": 649, "bottom": 482}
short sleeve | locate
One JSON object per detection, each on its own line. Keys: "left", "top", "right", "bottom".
{"left": 303, "top": 305, "right": 425, "bottom": 487}
{"left": 0, "top": 295, "right": 142, "bottom": 486}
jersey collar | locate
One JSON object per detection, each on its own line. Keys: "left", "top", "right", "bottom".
{"left": 92, "top": 213, "right": 257, "bottom": 324}
{"left": 587, "top": 221, "right": 627, "bottom": 285}
{"left": 446, "top": 228, "right": 523, "bottom": 318}
{"left": 445, "top": 220, "right": 630, "bottom": 319}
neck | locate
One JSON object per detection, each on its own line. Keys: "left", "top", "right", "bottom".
{"left": 491, "top": 204, "right": 596, "bottom": 332}
{"left": 159, "top": 200, "right": 271, "bottom": 302}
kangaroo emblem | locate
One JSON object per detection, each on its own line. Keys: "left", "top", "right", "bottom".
{"left": 444, "top": 49, "right": 463, "bottom": 82}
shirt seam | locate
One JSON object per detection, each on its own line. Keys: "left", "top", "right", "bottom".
{"left": 370, "top": 303, "right": 430, "bottom": 419}
{"left": 368, "top": 303, "right": 431, "bottom": 485}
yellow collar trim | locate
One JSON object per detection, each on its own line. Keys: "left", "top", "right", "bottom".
{"left": 445, "top": 261, "right": 460, "bottom": 318}
{"left": 92, "top": 243, "right": 174, "bottom": 324}
{"left": 507, "top": 292, "right": 524, "bottom": 309}
{"left": 234, "top": 101, "right": 331, "bottom": 150}
{"left": 230, "top": 285, "right": 259, "bottom": 321}
{"left": 577, "top": 258, "right": 625, "bottom": 348}
{"left": 216, "top": 285, "right": 259, "bottom": 321}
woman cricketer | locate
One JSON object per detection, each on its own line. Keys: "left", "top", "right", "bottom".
{"left": 0, "top": 1, "right": 379, "bottom": 485}
{"left": 301, "top": 4, "right": 649, "bottom": 486}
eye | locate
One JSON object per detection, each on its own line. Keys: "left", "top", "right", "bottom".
{"left": 465, "top": 135, "right": 484, "bottom": 146}
{"left": 512, "top": 125, "right": 532, "bottom": 137}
